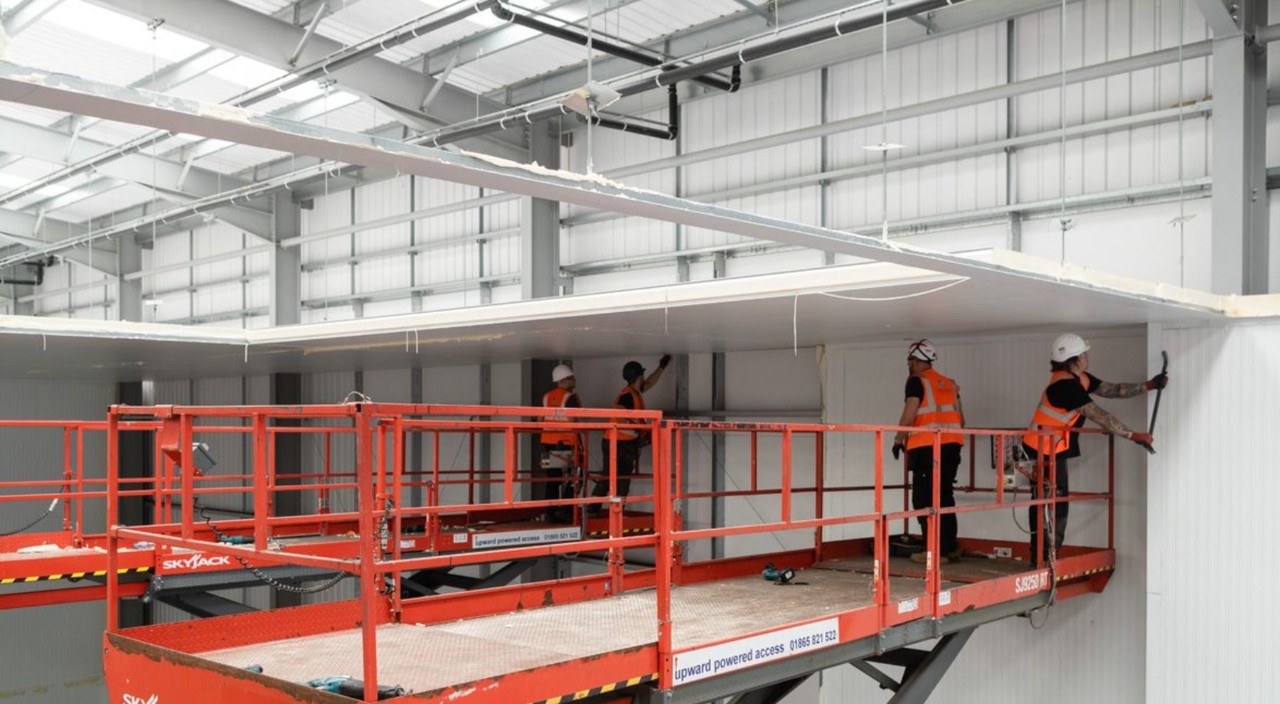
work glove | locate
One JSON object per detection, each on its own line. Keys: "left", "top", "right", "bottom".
{"left": 891, "top": 441, "right": 904, "bottom": 460}
{"left": 1129, "top": 431, "right": 1154, "bottom": 446}
{"left": 658, "top": 354, "right": 672, "bottom": 369}
{"left": 1145, "top": 372, "right": 1168, "bottom": 391}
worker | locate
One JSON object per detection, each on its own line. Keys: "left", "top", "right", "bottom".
{"left": 591, "top": 354, "right": 671, "bottom": 510}
{"left": 541, "top": 364, "right": 582, "bottom": 523}
{"left": 891, "top": 340, "right": 965, "bottom": 566}
{"left": 1021, "top": 333, "right": 1167, "bottom": 563}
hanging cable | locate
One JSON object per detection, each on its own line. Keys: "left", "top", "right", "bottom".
{"left": 879, "top": 0, "right": 890, "bottom": 241}
{"left": 1058, "top": 0, "right": 1070, "bottom": 264}
{"left": 194, "top": 497, "right": 348, "bottom": 595}
{"left": 1176, "top": 0, "right": 1187, "bottom": 287}
{"left": 0, "top": 499, "right": 59, "bottom": 536}
{"left": 586, "top": 0, "right": 596, "bottom": 174}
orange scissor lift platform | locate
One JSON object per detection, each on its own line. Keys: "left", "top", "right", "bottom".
{"left": 11, "top": 403, "right": 1112, "bottom": 704}
{"left": 0, "top": 411, "right": 653, "bottom": 611}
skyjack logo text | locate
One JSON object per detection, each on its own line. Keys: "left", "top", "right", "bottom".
{"left": 122, "top": 694, "right": 158, "bottom": 704}
{"left": 161, "top": 553, "right": 232, "bottom": 571}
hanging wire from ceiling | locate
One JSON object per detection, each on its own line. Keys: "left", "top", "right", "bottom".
{"left": 586, "top": 0, "right": 596, "bottom": 174}
{"left": 1176, "top": 0, "right": 1187, "bottom": 287}
{"left": 878, "top": 0, "right": 890, "bottom": 241}
{"left": 1057, "top": 0, "right": 1071, "bottom": 264}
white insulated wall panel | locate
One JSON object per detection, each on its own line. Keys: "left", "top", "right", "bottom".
{"left": 1021, "top": 197, "right": 1212, "bottom": 290}
{"left": 822, "top": 331, "right": 1150, "bottom": 703}
{"left": 413, "top": 178, "right": 481, "bottom": 244}
{"left": 1147, "top": 322, "right": 1280, "bottom": 704}
{"left": 565, "top": 216, "right": 675, "bottom": 266}
{"left": 1013, "top": 0, "right": 1210, "bottom": 201}
{"left": 353, "top": 178, "right": 412, "bottom": 297}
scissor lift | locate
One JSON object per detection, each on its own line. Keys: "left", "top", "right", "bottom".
{"left": 84, "top": 404, "right": 1116, "bottom": 704}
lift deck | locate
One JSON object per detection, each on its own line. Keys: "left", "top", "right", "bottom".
{"left": 88, "top": 403, "right": 1116, "bottom": 704}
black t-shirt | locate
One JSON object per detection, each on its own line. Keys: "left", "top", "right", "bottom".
{"left": 564, "top": 393, "right": 582, "bottom": 409}
{"left": 1028, "top": 372, "right": 1102, "bottom": 459}
{"left": 904, "top": 376, "right": 924, "bottom": 401}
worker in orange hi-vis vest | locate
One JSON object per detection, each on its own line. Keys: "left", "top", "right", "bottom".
{"left": 892, "top": 340, "right": 965, "bottom": 566}
{"left": 1020, "top": 333, "right": 1167, "bottom": 563}
{"left": 541, "top": 364, "right": 583, "bottom": 523}
{"left": 590, "top": 354, "right": 671, "bottom": 513}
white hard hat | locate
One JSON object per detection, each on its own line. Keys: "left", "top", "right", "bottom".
{"left": 907, "top": 339, "right": 937, "bottom": 362}
{"left": 1051, "top": 333, "right": 1090, "bottom": 363}
{"left": 551, "top": 364, "right": 575, "bottom": 383}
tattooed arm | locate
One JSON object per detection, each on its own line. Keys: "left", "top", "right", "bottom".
{"left": 1079, "top": 402, "right": 1137, "bottom": 438}
{"left": 1093, "top": 380, "right": 1148, "bottom": 399}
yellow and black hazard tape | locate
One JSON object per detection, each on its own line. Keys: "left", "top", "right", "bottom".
{"left": 1, "top": 567, "right": 151, "bottom": 585}
{"left": 533, "top": 673, "right": 658, "bottom": 704}
{"left": 587, "top": 527, "right": 655, "bottom": 539}
{"left": 1054, "top": 565, "right": 1112, "bottom": 582}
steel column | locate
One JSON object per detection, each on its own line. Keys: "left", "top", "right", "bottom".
{"left": 521, "top": 122, "right": 561, "bottom": 301}
{"left": 1210, "top": 2, "right": 1269, "bottom": 294}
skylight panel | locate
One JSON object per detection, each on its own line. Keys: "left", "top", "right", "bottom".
{"left": 43, "top": 0, "right": 208, "bottom": 62}
{"left": 207, "top": 56, "right": 288, "bottom": 88}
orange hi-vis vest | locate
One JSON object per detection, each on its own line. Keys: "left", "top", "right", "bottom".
{"left": 906, "top": 367, "right": 964, "bottom": 450}
{"left": 540, "top": 388, "right": 581, "bottom": 447}
{"left": 1023, "top": 370, "right": 1093, "bottom": 455}
{"left": 613, "top": 385, "right": 645, "bottom": 441}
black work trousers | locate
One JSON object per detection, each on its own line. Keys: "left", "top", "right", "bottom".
{"left": 591, "top": 438, "right": 642, "bottom": 500}
{"left": 1025, "top": 450, "right": 1069, "bottom": 564}
{"left": 540, "top": 443, "right": 577, "bottom": 521}
{"left": 907, "top": 443, "right": 961, "bottom": 556}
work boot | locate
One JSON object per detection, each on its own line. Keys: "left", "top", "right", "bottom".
{"left": 910, "top": 551, "right": 950, "bottom": 565}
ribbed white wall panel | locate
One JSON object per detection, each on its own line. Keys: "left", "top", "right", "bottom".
{"left": 301, "top": 304, "right": 355, "bottom": 324}
{"left": 302, "top": 185, "right": 356, "bottom": 310}
{"left": 483, "top": 235, "right": 520, "bottom": 277}
{"left": 34, "top": 263, "right": 70, "bottom": 315}
{"left": 414, "top": 178, "right": 481, "bottom": 244}
{"left": 353, "top": 177, "right": 412, "bottom": 297}
{"left": 1021, "top": 197, "right": 1212, "bottom": 290}
{"left": 822, "top": 331, "right": 1149, "bottom": 703}
{"left": 1013, "top": 1, "right": 1209, "bottom": 200}
{"left": 150, "top": 230, "right": 192, "bottom": 311}
{"left": 353, "top": 177, "right": 411, "bottom": 255}
{"left": 361, "top": 298, "right": 414, "bottom": 318}
{"left": 565, "top": 216, "right": 674, "bottom": 266}
{"left": 571, "top": 266, "right": 681, "bottom": 294}
{"left": 1147, "top": 322, "right": 1280, "bottom": 704}
{"left": 191, "top": 280, "right": 243, "bottom": 322}
{"left": 415, "top": 242, "right": 476, "bottom": 284}
{"left": 192, "top": 222, "right": 250, "bottom": 285}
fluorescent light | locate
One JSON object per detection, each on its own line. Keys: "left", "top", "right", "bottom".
{"left": 862, "top": 142, "right": 905, "bottom": 152}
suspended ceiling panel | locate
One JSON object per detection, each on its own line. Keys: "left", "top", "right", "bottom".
{"left": 0, "top": 258, "right": 1272, "bottom": 382}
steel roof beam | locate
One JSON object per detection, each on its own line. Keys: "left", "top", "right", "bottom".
{"left": 0, "top": 208, "right": 119, "bottom": 276}
{"left": 0, "top": 59, "right": 1227, "bottom": 310}
{"left": 0, "top": 0, "right": 64, "bottom": 35}
{"left": 89, "top": 0, "right": 525, "bottom": 155}
{"left": 1192, "top": 0, "right": 1240, "bottom": 36}
{"left": 0, "top": 116, "right": 272, "bottom": 238}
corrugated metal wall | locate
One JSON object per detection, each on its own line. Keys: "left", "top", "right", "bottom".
{"left": 0, "top": 377, "right": 116, "bottom": 703}
{"left": 820, "top": 330, "right": 1149, "bottom": 703}
{"left": 1147, "top": 322, "right": 1280, "bottom": 704}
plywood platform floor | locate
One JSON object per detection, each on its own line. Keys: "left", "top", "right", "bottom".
{"left": 201, "top": 563, "right": 925, "bottom": 693}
